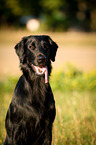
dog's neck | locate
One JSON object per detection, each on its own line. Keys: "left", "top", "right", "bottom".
{"left": 20, "top": 63, "right": 52, "bottom": 110}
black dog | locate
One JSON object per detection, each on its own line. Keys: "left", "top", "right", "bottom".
{"left": 4, "top": 35, "right": 58, "bottom": 145}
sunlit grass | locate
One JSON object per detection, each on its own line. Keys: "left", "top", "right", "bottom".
{"left": 0, "top": 93, "right": 11, "bottom": 142}
{"left": 51, "top": 64, "right": 96, "bottom": 92}
{"left": 0, "top": 77, "right": 18, "bottom": 144}
{"left": 52, "top": 91, "right": 96, "bottom": 145}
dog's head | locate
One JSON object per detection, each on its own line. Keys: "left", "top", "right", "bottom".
{"left": 15, "top": 35, "right": 58, "bottom": 83}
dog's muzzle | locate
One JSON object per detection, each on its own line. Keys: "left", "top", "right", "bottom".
{"left": 32, "top": 64, "right": 48, "bottom": 83}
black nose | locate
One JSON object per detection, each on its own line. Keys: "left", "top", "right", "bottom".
{"left": 37, "top": 55, "right": 46, "bottom": 63}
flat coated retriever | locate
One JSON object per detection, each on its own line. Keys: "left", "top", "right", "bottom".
{"left": 4, "top": 35, "right": 58, "bottom": 145}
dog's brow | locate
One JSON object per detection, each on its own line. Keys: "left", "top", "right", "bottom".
{"left": 41, "top": 40, "right": 46, "bottom": 46}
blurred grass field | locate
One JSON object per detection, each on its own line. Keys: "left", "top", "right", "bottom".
{"left": 0, "top": 29, "right": 96, "bottom": 145}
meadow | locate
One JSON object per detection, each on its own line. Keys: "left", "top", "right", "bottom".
{"left": 0, "top": 29, "right": 96, "bottom": 145}
{"left": 51, "top": 66, "right": 96, "bottom": 145}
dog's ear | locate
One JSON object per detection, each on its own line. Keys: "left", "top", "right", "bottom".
{"left": 48, "top": 37, "right": 58, "bottom": 62}
{"left": 14, "top": 37, "right": 27, "bottom": 63}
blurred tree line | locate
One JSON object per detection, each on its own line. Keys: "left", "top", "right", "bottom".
{"left": 0, "top": 0, "right": 96, "bottom": 31}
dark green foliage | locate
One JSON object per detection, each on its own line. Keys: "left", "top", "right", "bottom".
{"left": 0, "top": 0, "right": 96, "bottom": 31}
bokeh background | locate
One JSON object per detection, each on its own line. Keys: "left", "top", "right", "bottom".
{"left": 0, "top": 0, "right": 96, "bottom": 145}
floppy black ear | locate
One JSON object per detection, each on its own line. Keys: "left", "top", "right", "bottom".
{"left": 14, "top": 37, "right": 27, "bottom": 63}
{"left": 49, "top": 37, "right": 58, "bottom": 62}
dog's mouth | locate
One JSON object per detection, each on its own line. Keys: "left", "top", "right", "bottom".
{"left": 32, "top": 64, "right": 48, "bottom": 83}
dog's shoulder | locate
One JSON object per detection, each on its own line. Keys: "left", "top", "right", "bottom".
{"left": 14, "top": 75, "right": 30, "bottom": 94}
{"left": 13, "top": 75, "right": 32, "bottom": 105}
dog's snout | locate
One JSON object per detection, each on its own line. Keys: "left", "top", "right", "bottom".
{"left": 37, "top": 55, "right": 46, "bottom": 63}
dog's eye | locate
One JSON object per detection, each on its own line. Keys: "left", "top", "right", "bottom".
{"left": 29, "top": 42, "right": 36, "bottom": 50}
{"left": 43, "top": 43, "right": 48, "bottom": 51}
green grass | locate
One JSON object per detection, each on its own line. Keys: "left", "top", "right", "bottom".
{"left": 51, "top": 64, "right": 96, "bottom": 92}
{"left": 0, "top": 76, "right": 18, "bottom": 144}
{"left": 52, "top": 91, "right": 96, "bottom": 145}
{"left": 0, "top": 66, "right": 96, "bottom": 145}
{"left": 51, "top": 66, "right": 96, "bottom": 144}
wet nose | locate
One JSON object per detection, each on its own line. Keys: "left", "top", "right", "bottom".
{"left": 37, "top": 55, "right": 46, "bottom": 63}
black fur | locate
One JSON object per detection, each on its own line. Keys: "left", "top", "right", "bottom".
{"left": 4, "top": 35, "right": 58, "bottom": 145}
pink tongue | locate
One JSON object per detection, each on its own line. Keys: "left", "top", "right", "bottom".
{"left": 45, "top": 68, "right": 48, "bottom": 83}
{"left": 32, "top": 64, "right": 48, "bottom": 83}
